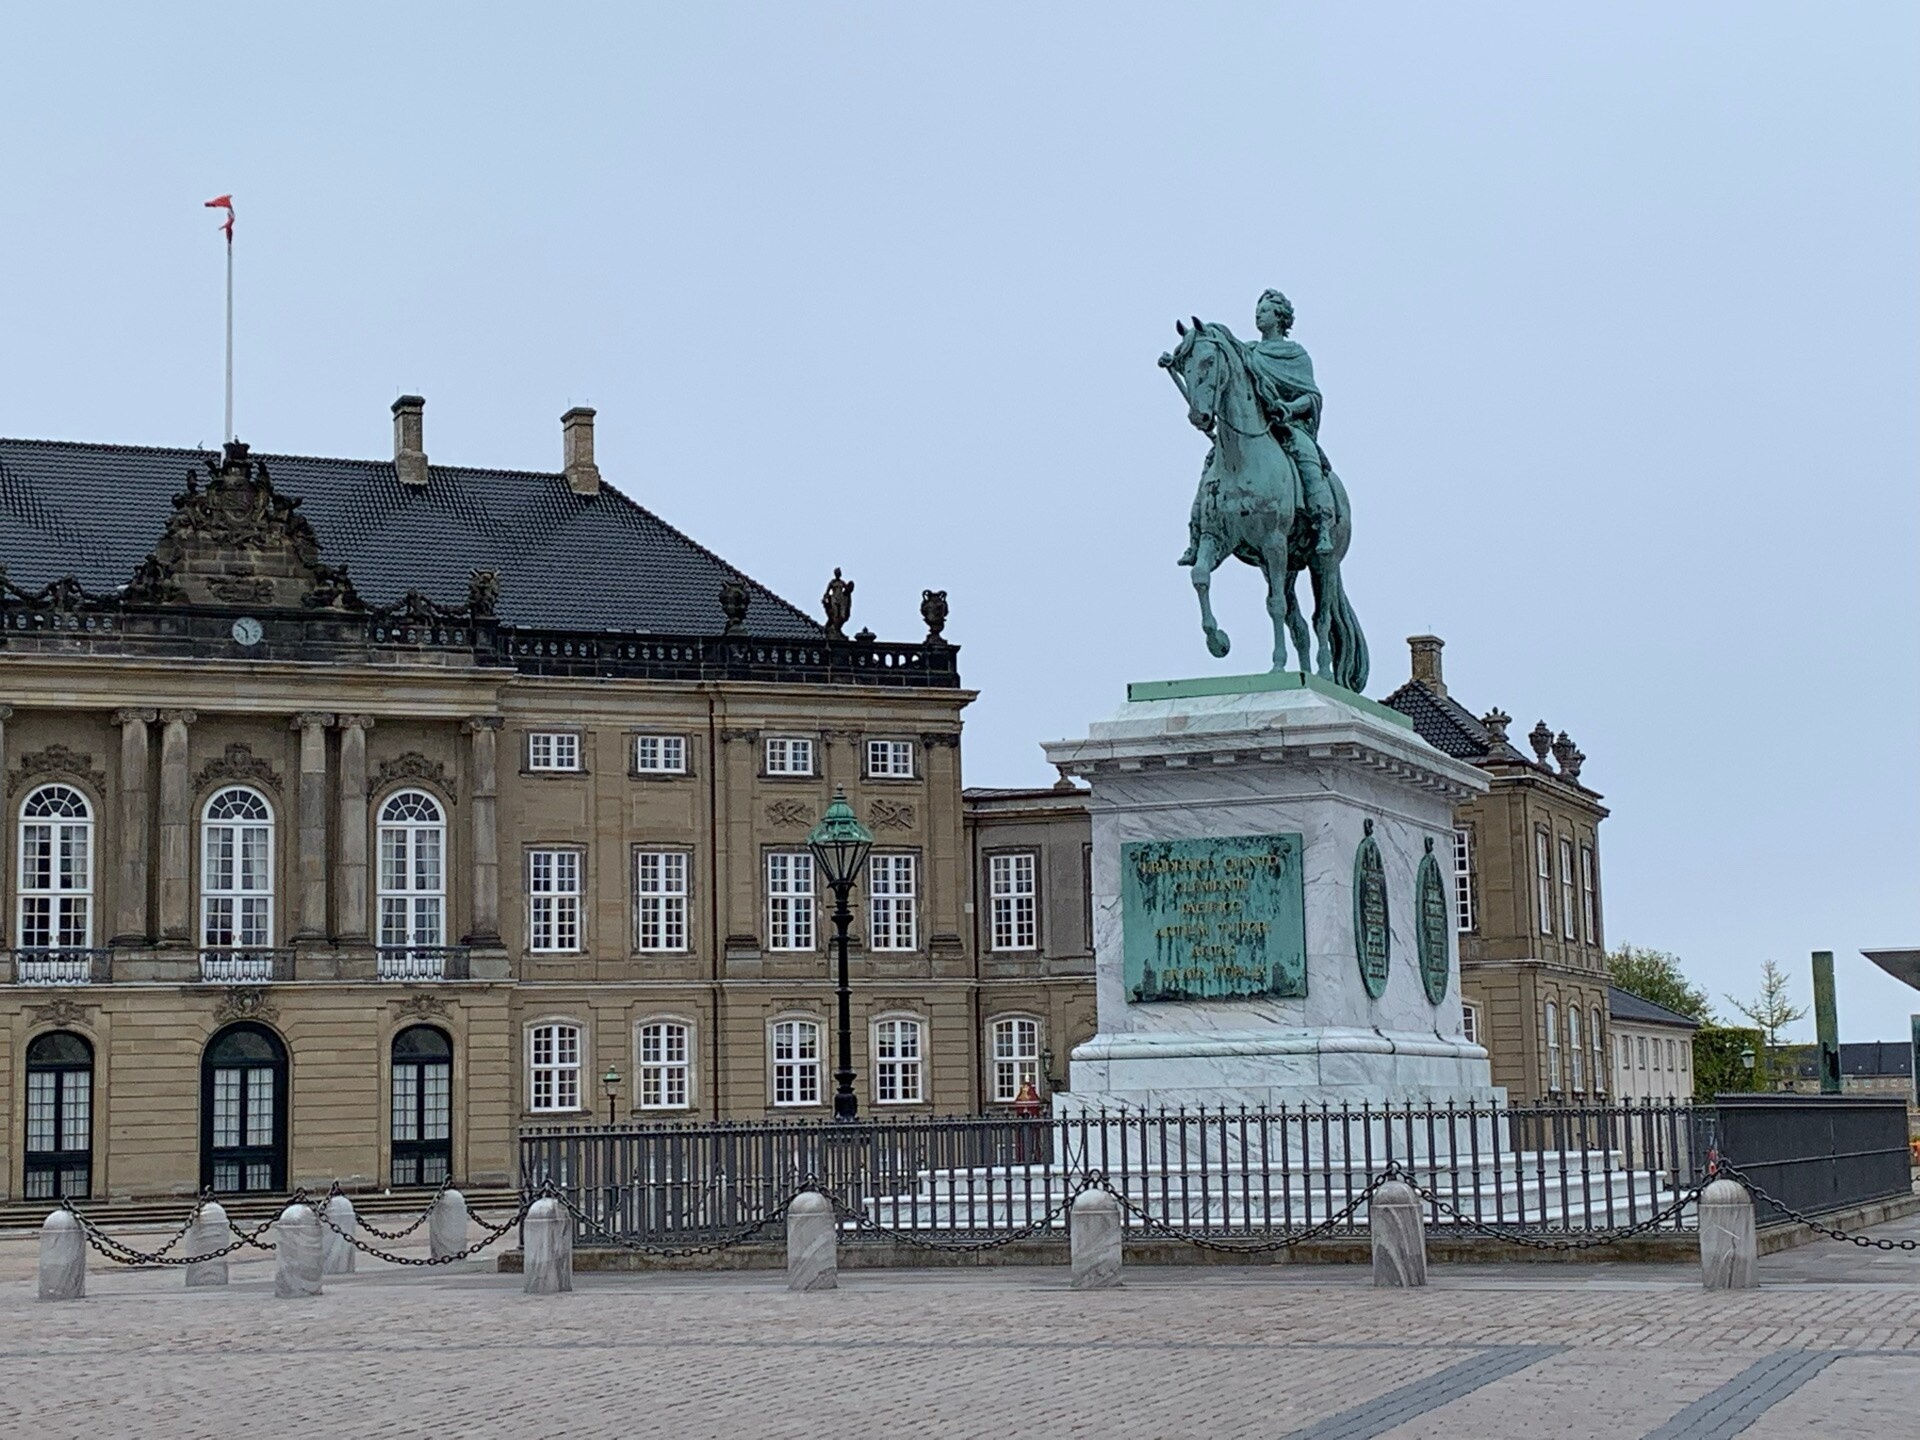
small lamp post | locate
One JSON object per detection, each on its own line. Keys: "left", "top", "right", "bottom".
{"left": 1739, "top": 1045, "right": 1756, "bottom": 1091}
{"left": 603, "top": 1063, "right": 622, "bottom": 1126}
{"left": 808, "top": 787, "right": 873, "bottom": 1121}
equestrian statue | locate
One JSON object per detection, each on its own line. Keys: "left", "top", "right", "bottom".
{"left": 1159, "top": 288, "right": 1369, "bottom": 692}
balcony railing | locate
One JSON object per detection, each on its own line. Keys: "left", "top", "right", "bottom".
{"left": 376, "top": 946, "right": 470, "bottom": 982}
{"left": 10, "top": 948, "right": 111, "bottom": 985}
{"left": 198, "top": 948, "right": 294, "bottom": 984}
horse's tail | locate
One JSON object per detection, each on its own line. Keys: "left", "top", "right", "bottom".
{"left": 1331, "top": 582, "right": 1370, "bottom": 694}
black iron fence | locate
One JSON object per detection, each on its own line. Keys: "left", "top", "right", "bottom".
{"left": 1692, "top": 1094, "right": 1911, "bottom": 1223}
{"left": 521, "top": 1100, "right": 1731, "bottom": 1245}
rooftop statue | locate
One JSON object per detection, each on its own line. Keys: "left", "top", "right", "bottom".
{"left": 1159, "top": 289, "right": 1369, "bottom": 691}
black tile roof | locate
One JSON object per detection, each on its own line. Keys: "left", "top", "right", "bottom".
{"left": 0, "top": 438, "right": 822, "bottom": 639}
{"left": 1607, "top": 986, "right": 1703, "bottom": 1030}
{"left": 1381, "top": 680, "right": 1493, "bottom": 759}
{"left": 1788, "top": 1041, "right": 1913, "bottom": 1080}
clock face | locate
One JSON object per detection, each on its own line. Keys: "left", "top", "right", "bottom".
{"left": 231, "top": 616, "right": 264, "bottom": 647}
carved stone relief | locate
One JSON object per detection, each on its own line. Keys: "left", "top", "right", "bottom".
{"left": 10, "top": 745, "right": 107, "bottom": 795}
{"left": 869, "top": 799, "right": 916, "bottom": 831}
{"left": 767, "top": 799, "right": 816, "bottom": 829}
{"left": 213, "top": 987, "right": 280, "bottom": 1024}
{"left": 194, "top": 742, "right": 284, "bottom": 794}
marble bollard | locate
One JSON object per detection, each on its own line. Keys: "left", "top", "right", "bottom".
{"left": 273, "top": 1203, "right": 324, "bottom": 1299}
{"left": 429, "top": 1187, "right": 469, "bottom": 1260}
{"left": 184, "top": 1201, "right": 231, "bottom": 1287}
{"left": 38, "top": 1211, "right": 85, "bottom": 1301}
{"left": 522, "top": 1198, "right": 573, "bottom": 1295}
{"left": 1370, "top": 1180, "right": 1428, "bottom": 1288}
{"left": 1699, "top": 1178, "right": 1758, "bottom": 1290}
{"left": 786, "top": 1192, "right": 838, "bottom": 1292}
{"left": 1070, "top": 1189, "right": 1123, "bottom": 1290}
{"left": 321, "top": 1194, "right": 357, "bottom": 1275}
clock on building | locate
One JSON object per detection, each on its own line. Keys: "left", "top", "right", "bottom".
{"left": 230, "top": 616, "right": 263, "bottom": 647}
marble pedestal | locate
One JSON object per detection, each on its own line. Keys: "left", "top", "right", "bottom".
{"left": 1045, "top": 673, "right": 1500, "bottom": 1113}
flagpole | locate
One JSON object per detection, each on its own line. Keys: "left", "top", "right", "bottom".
{"left": 224, "top": 228, "right": 234, "bottom": 443}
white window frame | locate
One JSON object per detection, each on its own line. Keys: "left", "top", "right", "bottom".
{"left": 989, "top": 1015, "right": 1041, "bottom": 1103}
{"left": 1568, "top": 1004, "right": 1584, "bottom": 1092}
{"left": 634, "top": 734, "right": 687, "bottom": 775}
{"left": 1461, "top": 1002, "right": 1480, "bottom": 1047}
{"left": 634, "top": 850, "right": 689, "bottom": 953}
{"left": 1544, "top": 1001, "right": 1562, "bottom": 1092}
{"left": 989, "top": 852, "right": 1038, "bottom": 952}
{"left": 766, "top": 852, "right": 816, "bottom": 951}
{"left": 1451, "top": 827, "right": 1475, "bottom": 933}
{"left": 201, "top": 787, "right": 274, "bottom": 951}
{"left": 527, "top": 732, "right": 581, "bottom": 773}
{"left": 872, "top": 1015, "right": 925, "bottom": 1105}
{"left": 1558, "top": 836, "right": 1577, "bottom": 941}
{"left": 865, "top": 738, "right": 915, "bottom": 779}
{"left": 377, "top": 789, "right": 446, "bottom": 955}
{"left": 763, "top": 736, "right": 815, "bottom": 776}
{"left": 1589, "top": 1005, "right": 1605, "bottom": 1094}
{"left": 770, "top": 1017, "right": 823, "bottom": 1107}
{"left": 528, "top": 849, "right": 582, "bottom": 953}
{"left": 1535, "top": 829, "right": 1553, "bottom": 936}
{"left": 868, "top": 852, "right": 918, "bottom": 951}
{"left": 527, "top": 1020, "right": 583, "bottom": 1113}
{"left": 1580, "top": 844, "right": 1599, "bottom": 945}
{"left": 636, "top": 1018, "right": 693, "bottom": 1111}
{"left": 17, "top": 784, "right": 93, "bottom": 950}
{"left": 1638, "top": 1035, "right": 1649, "bottom": 1070}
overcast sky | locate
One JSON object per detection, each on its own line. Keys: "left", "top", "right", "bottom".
{"left": 3, "top": 3, "right": 1915, "bottom": 1040}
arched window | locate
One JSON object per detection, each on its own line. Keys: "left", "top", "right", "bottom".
{"left": 769, "top": 1018, "right": 822, "bottom": 1108}
{"left": 1568, "top": 1004, "right": 1584, "bottom": 1092}
{"left": 391, "top": 1025, "right": 453, "bottom": 1186}
{"left": 1589, "top": 1006, "right": 1605, "bottom": 1094}
{"left": 25, "top": 1031, "right": 92, "bottom": 1199}
{"left": 202, "top": 787, "right": 273, "bottom": 954}
{"left": 18, "top": 785, "right": 92, "bottom": 952}
{"left": 378, "top": 790, "right": 446, "bottom": 974}
{"left": 1544, "top": 1001, "right": 1562, "bottom": 1093}
{"left": 989, "top": 1015, "right": 1041, "bottom": 1103}
{"left": 201, "top": 1022, "right": 288, "bottom": 1194}
{"left": 872, "top": 1015, "right": 925, "bottom": 1105}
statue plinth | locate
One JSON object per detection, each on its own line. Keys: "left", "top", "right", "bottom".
{"left": 1043, "top": 673, "right": 1501, "bottom": 1112}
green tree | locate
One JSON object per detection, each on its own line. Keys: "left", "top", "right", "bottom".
{"left": 1727, "top": 959, "right": 1808, "bottom": 1051}
{"left": 1692, "top": 1025, "right": 1766, "bottom": 1099}
{"left": 1607, "top": 944, "right": 1714, "bottom": 1022}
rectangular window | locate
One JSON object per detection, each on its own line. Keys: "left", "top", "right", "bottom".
{"left": 1451, "top": 828, "right": 1475, "bottom": 933}
{"left": 873, "top": 1018, "right": 924, "bottom": 1104}
{"left": 766, "top": 852, "right": 816, "bottom": 950}
{"left": 1568, "top": 1005, "right": 1584, "bottom": 1092}
{"left": 866, "top": 739, "right": 915, "bottom": 778}
{"left": 1580, "top": 845, "right": 1599, "bottom": 945}
{"left": 1619, "top": 1035, "right": 1630, "bottom": 1079}
{"left": 634, "top": 851, "right": 689, "bottom": 952}
{"left": 1681, "top": 1044, "right": 1691, "bottom": 1074}
{"left": 1558, "top": 837, "right": 1577, "bottom": 940}
{"left": 528, "top": 732, "right": 580, "bottom": 772}
{"left": 638, "top": 1021, "right": 691, "bottom": 1110}
{"left": 529, "top": 1022, "right": 582, "bottom": 1112}
{"left": 528, "top": 850, "right": 582, "bottom": 953}
{"left": 1461, "top": 1003, "right": 1479, "bottom": 1046}
{"left": 1535, "top": 830, "right": 1554, "bottom": 936}
{"left": 1590, "top": 1007, "right": 1605, "bottom": 1094}
{"left": 1638, "top": 1036, "right": 1649, "bottom": 1070}
{"left": 1545, "top": 1001, "right": 1562, "bottom": 1091}
{"left": 634, "top": 735, "right": 687, "bottom": 775}
{"left": 764, "top": 737, "right": 815, "bottom": 776}
{"left": 771, "top": 1019, "right": 822, "bottom": 1106}
{"left": 868, "top": 853, "right": 918, "bottom": 951}
{"left": 990, "top": 1016, "right": 1040, "bottom": 1103}
{"left": 989, "top": 853, "right": 1038, "bottom": 952}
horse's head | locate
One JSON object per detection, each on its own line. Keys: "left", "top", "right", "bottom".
{"left": 1164, "top": 317, "right": 1234, "bottom": 435}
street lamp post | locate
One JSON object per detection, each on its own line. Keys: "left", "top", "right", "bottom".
{"left": 603, "top": 1063, "right": 622, "bottom": 1126}
{"left": 808, "top": 787, "right": 873, "bottom": 1122}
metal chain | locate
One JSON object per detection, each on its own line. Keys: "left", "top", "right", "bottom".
{"left": 314, "top": 1196, "right": 530, "bottom": 1266}
{"left": 63, "top": 1201, "right": 263, "bottom": 1267}
{"left": 1399, "top": 1174, "right": 1707, "bottom": 1251}
{"left": 826, "top": 1185, "right": 1087, "bottom": 1252}
{"left": 545, "top": 1185, "right": 799, "bottom": 1257}
{"left": 1713, "top": 1161, "right": 1920, "bottom": 1252}
{"left": 1083, "top": 1169, "right": 1395, "bottom": 1254}
{"left": 332, "top": 1176, "right": 453, "bottom": 1242}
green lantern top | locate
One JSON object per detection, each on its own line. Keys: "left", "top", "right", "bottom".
{"left": 807, "top": 786, "right": 873, "bottom": 888}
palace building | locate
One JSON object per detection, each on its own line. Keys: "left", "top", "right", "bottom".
{"left": 0, "top": 399, "right": 1097, "bottom": 1202}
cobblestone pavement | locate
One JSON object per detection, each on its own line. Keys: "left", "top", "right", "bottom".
{"left": 1, "top": 1211, "right": 1917, "bottom": 1438}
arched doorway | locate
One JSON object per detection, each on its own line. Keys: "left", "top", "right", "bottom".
{"left": 201, "top": 1023, "right": 288, "bottom": 1194}
{"left": 25, "top": 1031, "right": 92, "bottom": 1200}
{"left": 390, "top": 1025, "right": 452, "bottom": 1186}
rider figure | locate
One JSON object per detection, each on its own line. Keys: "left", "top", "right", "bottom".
{"left": 1177, "top": 288, "right": 1338, "bottom": 565}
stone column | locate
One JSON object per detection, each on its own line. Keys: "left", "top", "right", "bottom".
{"left": 273, "top": 1202, "right": 324, "bottom": 1298}
{"left": 290, "top": 713, "right": 334, "bottom": 941}
{"left": 1069, "top": 1189, "right": 1123, "bottom": 1290}
{"left": 1369, "top": 1179, "right": 1428, "bottom": 1288}
{"left": 1699, "top": 1178, "right": 1758, "bottom": 1290}
{"left": 334, "top": 716, "right": 373, "bottom": 941}
{"left": 522, "top": 1197, "right": 573, "bottom": 1295}
{"left": 110, "top": 709, "right": 156, "bottom": 945}
{"left": 184, "top": 1201, "right": 231, "bottom": 1288}
{"left": 464, "top": 717, "right": 503, "bottom": 944}
{"left": 155, "top": 709, "right": 197, "bottom": 944}
{"left": 37, "top": 1210, "right": 85, "bottom": 1301}
{"left": 320, "top": 1193, "right": 357, "bottom": 1275}
{"left": 430, "top": 1188, "right": 470, "bottom": 1259}
{"left": 785, "top": 1192, "right": 838, "bottom": 1291}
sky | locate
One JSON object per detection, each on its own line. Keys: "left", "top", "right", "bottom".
{"left": 2, "top": 3, "right": 1915, "bottom": 1040}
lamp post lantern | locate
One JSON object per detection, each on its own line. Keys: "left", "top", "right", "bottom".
{"left": 808, "top": 787, "right": 873, "bottom": 1121}
{"left": 603, "top": 1063, "right": 622, "bottom": 1126}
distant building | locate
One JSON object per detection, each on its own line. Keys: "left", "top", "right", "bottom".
{"left": 1784, "top": 1041, "right": 1913, "bottom": 1099}
{"left": 1384, "top": 636, "right": 1611, "bottom": 1104}
{"left": 1606, "top": 986, "right": 1697, "bottom": 1102}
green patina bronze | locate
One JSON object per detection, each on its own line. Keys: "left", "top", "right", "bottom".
{"left": 1353, "top": 820, "right": 1390, "bottom": 1000}
{"left": 1120, "top": 833, "right": 1306, "bottom": 1003}
{"left": 1416, "top": 837, "right": 1449, "bottom": 1006}
{"left": 1159, "top": 289, "right": 1369, "bottom": 690}
{"left": 1813, "top": 950, "right": 1840, "bottom": 1095}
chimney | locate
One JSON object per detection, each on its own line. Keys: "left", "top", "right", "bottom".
{"left": 392, "top": 395, "right": 428, "bottom": 487}
{"left": 1407, "top": 634, "right": 1445, "bottom": 696}
{"left": 561, "top": 406, "right": 601, "bottom": 496}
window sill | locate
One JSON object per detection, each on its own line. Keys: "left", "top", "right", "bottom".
{"left": 629, "top": 770, "right": 693, "bottom": 781}
{"left": 760, "top": 773, "right": 821, "bottom": 783}
{"left": 521, "top": 768, "right": 590, "bottom": 779}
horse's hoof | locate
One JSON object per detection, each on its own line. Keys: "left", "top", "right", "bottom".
{"left": 1206, "top": 629, "right": 1231, "bottom": 658}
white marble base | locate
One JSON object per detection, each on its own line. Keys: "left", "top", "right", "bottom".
{"left": 1045, "top": 678, "right": 1498, "bottom": 1111}
{"left": 1070, "top": 1191, "right": 1123, "bottom": 1290}
{"left": 38, "top": 1211, "right": 84, "bottom": 1301}
{"left": 787, "top": 1193, "right": 839, "bottom": 1292}
{"left": 1698, "top": 1179, "right": 1758, "bottom": 1290}
{"left": 1370, "top": 1180, "right": 1427, "bottom": 1287}
{"left": 321, "top": 1195, "right": 357, "bottom": 1275}
{"left": 522, "top": 1198, "right": 573, "bottom": 1295}
{"left": 430, "top": 1189, "right": 469, "bottom": 1260}
{"left": 184, "top": 1202, "right": 230, "bottom": 1287}
{"left": 273, "top": 1204, "right": 323, "bottom": 1299}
